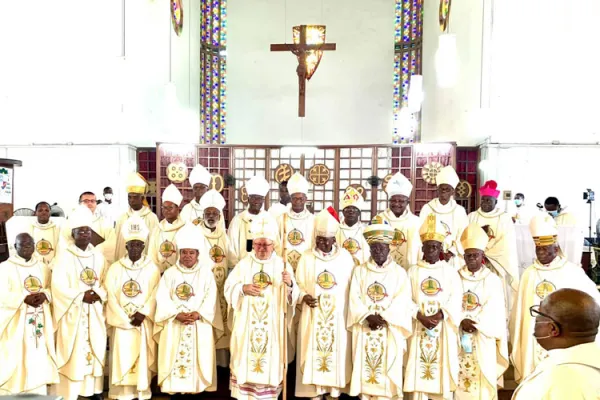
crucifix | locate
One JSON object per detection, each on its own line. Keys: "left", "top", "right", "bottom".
{"left": 270, "top": 25, "right": 336, "bottom": 117}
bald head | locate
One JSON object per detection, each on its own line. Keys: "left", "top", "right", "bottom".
{"left": 541, "top": 288, "right": 600, "bottom": 337}
{"left": 15, "top": 233, "right": 35, "bottom": 261}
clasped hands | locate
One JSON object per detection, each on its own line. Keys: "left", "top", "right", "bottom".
{"left": 366, "top": 314, "right": 388, "bottom": 331}
{"left": 417, "top": 310, "right": 444, "bottom": 330}
{"left": 460, "top": 318, "right": 478, "bottom": 333}
{"left": 242, "top": 271, "right": 293, "bottom": 297}
{"left": 24, "top": 292, "right": 48, "bottom": 308}
{"left": 176, "top": 311, "right": 201, "bottom": 325}
{"left": 83, "top": 289, "right": 102, "bottom": 304}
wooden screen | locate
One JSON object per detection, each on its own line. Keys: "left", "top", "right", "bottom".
{"left": 137, "top": 148, "right": 157, "bottom": 214}
{"left": 268, "top": 148, "right": 303, "bottom": 210}
{"left": 412, "top": 144, "right": 455, "bottom": 213}
{"left": 232, "top": 148, "right": 267, "bottom": 215}
{"left": 338, "top": 147, "right": 374, "bottom": 222}
{"left": 198, "top": 147, "right": 232, "bottom": 222}
{"left": 157, "top": 144, "right": 196, "bottom": 220}
{"left": 456, "top": 147, "right": 480, "bottom": 213}
{"left": 379, "top": 146, "right": 414, "bottom": 214}
{"left": 304, "top": 149, "right": 337, "bottom": 215}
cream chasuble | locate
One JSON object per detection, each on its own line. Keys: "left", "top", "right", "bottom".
{"left": 468, "top": 208, "right": 520, "bottom": 313}
{"left": 51, "top": 244, "right": 107, "bottom": 400}
{"left": 456, "top": 266, "right": 509, "bottom": 400}
{"left": 336, "top": 221, "right": 371, "bottom": 267}
{"left": 269, "top": 203, "right": 290, "bottom": 220}
{"left": 276, "top": 209, "right": 315, "bottom": 273}
{"left": 28, "top": 220, "right": 62, "bottom": 266}
{"left": 404, "top": 260, "right": 462, "bottom": 400}
{"left": 115, "top": 207, "right": 159, "bottom": 261}
{"left": 509, "top": 255, "right": 600, "bottom": 383}
{"left": 348, "top": 257, "right": 413, "bottom": 399}
{"left": 147, "top": 217, "right": 186, "bottom": 273}
{"left": 376, "top": 208, "right": 422, "bottom": 270}
{"left": 419, "top": 199, "right": 469, "bottom": 269}
{"left": 225, "top": 252, "right": 299, "bottom": 400}
{"left": 180, "top": 199, "right": 226, "bottom": 230}
{"left": 228, "top": 210, "right": 280, "bottom": 261}
{"left": 154, "top": 261, "right": 222, "bottom": 394}
{"left": 199, "top": 223, "right": 238, "bottom": 352}
{"left": 554, "top": 211, "right": 577, "bottom": 226}
{"left": 512, "top": 342, "right": 600, "bottom": 400}
{"left": 0, "top": 255, "right": 59, "bottom": 395}
{"left": 92, "top": 214, "right": 116, "bottom": 265}
{"left": 295, "top": 246, "right": 354, "bottom": 398}
{"left": 105, "top": 256, "right": 160, "bottom": 400}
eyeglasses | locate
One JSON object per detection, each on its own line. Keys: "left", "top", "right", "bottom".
{"left": 530, "top": 305, "right": 562, "bottom": 332}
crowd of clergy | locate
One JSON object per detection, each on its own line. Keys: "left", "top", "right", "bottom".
{"left": 1, "top": 163, "right": 600, "bottom": 400}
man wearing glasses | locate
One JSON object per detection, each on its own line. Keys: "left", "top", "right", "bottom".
{"left": 512, "top": 288, "right": 600, "bottom": 399}
{"left": 510, "top": 214, "right": 600, "bottom": 384}
{"left": 76, "top": 191, "right": 116, "bottom": 264}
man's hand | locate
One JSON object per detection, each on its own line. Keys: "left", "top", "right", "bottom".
{"left": 302, "top": 294, "right": 318, "bottom": 308}
{"left": 460, "top": 318, "right": 477, "bottom": 333}
{"left": 189, "top": 311, "right": 201, "bottom": 322}
{"left": 443, "top": 251, "right": 454, "bottom": 262}
{"left": 176, "top": 312, "right": 191, "bottom": 324}
{"left": 24, "top": 294, "right": 40, "bottom": 307}
{"left": 417, "top": 311, "right": 444, "bottom": 330}
{"left": 83, "top": 290, "right": 100, "bottom": 304}
{"left": 366, "top": 314, "right": 388, "bottom": 331}
{"left": 282, "top": 271, "right": 292, "bottom": 287}
{"left": 481, "top": 225, "right": 491, "bottom": 236}
{"left": 130, "top": 312, "right": 146, "bottom": 327}
{"left": 243, "top": 284, "right": 262, "bottom": 297}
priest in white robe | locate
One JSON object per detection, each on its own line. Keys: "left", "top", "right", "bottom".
{"left": 19, "top": 201, "right": 63, "bottom": 266}
{"left": 419, "top": 165, "right": 468, "bottom": 270}
{"left": 375, "top": 171, "right": 421, "bottom": 270}
{"left": 510, "top": 214, "right": 600, "bottom": 383}
{"left": 154, "top": 225, "right": 223, "bottom": 394}
{"left": 268, "top": 180, "right": 291, "bottom": 219}
{"left": 73, "top": 191, "right": 117, "bottom": 265}
{"left": 106, "top": 216, "right": 161, "bottom": 400}
{"left": 180, "top": 164, "right": 226, "bottom": 229}
{"left": 348, "top": 219, "right": 413, "bottom": 400}
{"left": 456, "top": 224, "right": 509, "bottom": 400}
{"left": 229, "top": 175, "right": 280, "bottom": 261}
{"left": 468, "top": 180, "right": 519, "bottom": 314}
{"left": 404, "top": 214, "right": 463, "bottom": 400}
{"left": 52, "top": 206, "right": 108, "bottom": 400}
{"left": 337, "top": 186, "right": 370, "bottom": 266}
{"left": 225, "top": 216, "right": 299, "bottom": 400}
{"left": 115, "top": 172, "right": 160, "bottom": 261}
{"left": 198, "top": 189, "right": 238, "bottom": 366}
{"left": 148, "top": 184, "right": 186, "bottom": 272}
{"left": 295, "top": 207, "right": 354, "bottom": 399}
{"left": 512, "top": 288, "right": 600, "bottom": 399}
{"left": 0, "top": 233, "right": 59, "bottom": 395}
{"left": 544, "top": 197, "right": 578, "bottom": 226}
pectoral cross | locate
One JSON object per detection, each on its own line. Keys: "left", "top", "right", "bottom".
{"left": 270, "top": 25, "right": 336, "bottom": 117}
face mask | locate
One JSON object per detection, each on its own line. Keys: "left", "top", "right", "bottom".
{"left": 514, "top": 199, "right": 523, "bottom": 206}
{"left": 548, "top": 210, "right": 559, "bottom": 218}
{"left": 104, "top": 194, "right": 113, "bottom": 201}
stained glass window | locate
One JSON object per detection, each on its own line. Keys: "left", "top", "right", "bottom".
{"left": 201, "top": 0, "right": 227, "bottom": 144}
{"left": 393, "top": 0, "right": 423, "bottom": 144}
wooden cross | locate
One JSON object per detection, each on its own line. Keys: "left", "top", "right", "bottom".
{"left": 270, "top": 25, "right": 336, "bottom": 117}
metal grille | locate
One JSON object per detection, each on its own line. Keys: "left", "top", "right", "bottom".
{"left": 339, "top": 147, "right": 374, "bottom": 222}
{"left": 304, "top": 149, "right": 337, "bottom": 215}
{"left": 233, "top": 148, "right": 267, "bottom": 214}
{"left": 268, "top": 149, "right": 303, "bottom": 209}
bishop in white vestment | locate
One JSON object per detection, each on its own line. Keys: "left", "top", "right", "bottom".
{"left": 295, "top": 207, "right": 355, "bottom": 399}
{"left": 348, "top": 219, "right": 413, "bottom": 400}
{"left": 154, "top": 225, "right": 223, "bottom": 394}
{"left": 468, "top": 180, "right": 519, "bottom": 313}
{"left": 404, "top": 214, "right": 462, "bottom": 400}
{"left": 180, "top": 164, "right": 226, "bottom": 229}
{"left": 510, "top": 214, "right": 600, "bottom": 383}
{"left": 52, "top": 206, "right": 108, "bottom": 400}
{"left": 106, "top": 217, "right": 161, "bottom": 400}
{"left": 455, "top": 224, "right": 509, "bottom": 400}
{"left": 337, "top": 187, "right": 371, "bottom": 266}
{"left": 225, "top": 217, "right": 299, "bottom": 400}
{"left": 375, "top": 172, "right": 421, "bottom": 270}
{"left": 419, "top": 166, "right": 468, "bottom": 270}
{"left": 74, "top": 191, "right": 117, "bottom": 265}
{"left": 0, "top": 233, "right": 59, "bottom": 395}
{"left": 229, "top": 175, "right": 280, "bottom": 261}
{"left": 148, "top": 184, "right": 186, "bottom": 272}
{"left": 115, "top": 173, "right": 160, "bottom": 261}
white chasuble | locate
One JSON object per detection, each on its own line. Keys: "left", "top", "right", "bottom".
{"left": 91, "top": 214, "right": 117, "bottom": 265}
{"left": 51, "top": 244, "right": 107, "bottom": 400}
{"left": 180, "top": 199, "right": 226, "bottom": 230}
{"left": 509, "top": 256, "right": 600, "bottom": 383}
{"left": 276, "top": 209, "right": 315, "bottom": 273}
{"left": 295, "top": 246, "right": 355, "bottom": 398}
{"left": 336, "top": 221, "right": 371, "bottom": 267}
{"left": 456, "top": 266, "right": 509, "bottom": 400}
{"left": 419, "top": 199, "right": 469, "bottom": 270}
{"left": 348, "top": 258, "right": 413, "bottom": 399}
{"left": 154, "top": 262, "right": 222, "bottom": 394}
{"left": 0, "top": 255, "right": 59, "bottom": 395}
{"left": 148, "top": 217, "right": 186, "bottom": 273}
{"left": 225, "top": 253, "right": 299, "bottom": 400}
{"left": 105, "top": 256, "right": 161, "bottom": 400}
{"left": 468, "top": 208, "right": 520, "bottom": 314}
{"left": 29, "top": 220, "right": 62, "bottom": 267}
{"left": 376, "top": 208, "right": 422, "bottom": 270}
{"left": 404, "top": 260, "right": 462, "bottom": 400}
{"left": 115, "top": 207, "right": 159, "bottom": 261}
{"left": 228, "top": 210, "right": 280, "bottom": 262}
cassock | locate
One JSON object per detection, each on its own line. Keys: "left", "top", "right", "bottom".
{"left": 338, "top": 186, "right": 371, "bottom": 266}
{"left": 154, "top": 261, "right": 222, "bottom": 393}
{"left": 0, "top": 255, "right": 59, "bottom": 394}
{"left": 512, "top": 342, "right": 600, "bottom": 400}
{"left": 295, "top": 245, "right": 355, "bottom": 398}
{"left": 147, "top": 217, "right": 186, "bottom": 273}
{"left": 180, "top": 163, "right": 226, "bottom": 230}
{"left": 52, "top": 242, "right": 107, "bottom": 400}
{"left": 468, "top": 207, "right": 519, "bottom": 312}
{"left": 348, "top": 224, "right": 413, "bottom": 400}
{"left": 225, "top": 235, "right": 299, "bottom": 400}
{"left": 376, "top": 209, "right": 421, "bottom": 270}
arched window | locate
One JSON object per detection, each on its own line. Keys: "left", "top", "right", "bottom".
{"left": 201, "top": 0, "right": 227, "bottom": 144}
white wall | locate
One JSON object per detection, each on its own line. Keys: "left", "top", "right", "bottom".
{"left": 0, "top": 0, "right": 200, "bottom": 147}
{"left": 227, "top": 0, "right": 395, "bottom": 145}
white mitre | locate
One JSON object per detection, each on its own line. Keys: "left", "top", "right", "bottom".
{"left": 287, "top": 172, "right": 309, "bottom": 195}
{"left": 436, "top": 165, "right": 460, "bottom": 189}
{"left": 386, "top": 171, "right": 413, "bottom": 197}
{"left": 246, "top": 175, "right": 270, "bottom": 197}
{"left": 162, "top": 184, "right": 183, "bottom": 206}
{"left": 122, "top": 215, "right": 150, "bottom": 243}
{"left": 189, "top": 164, "right": 212, "bottom": 187}
{"left": 199, "top": 189, "right": 226, "bottom": 211}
